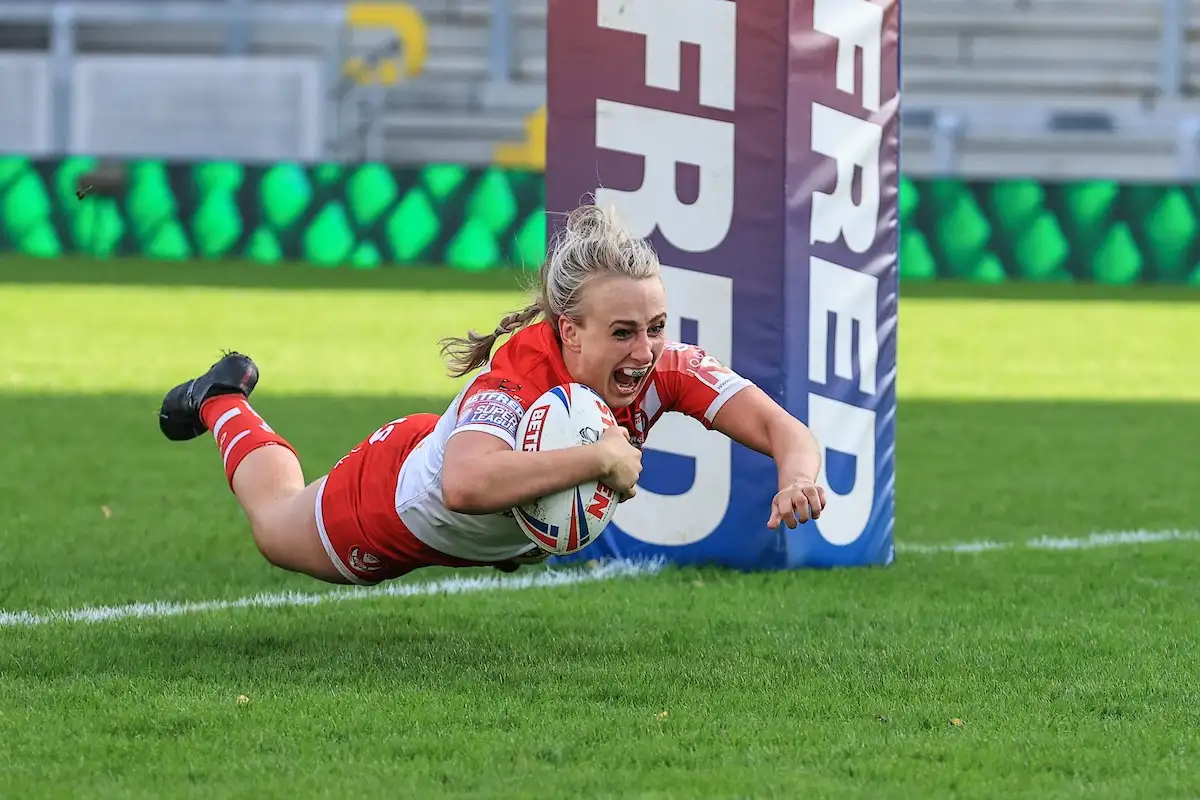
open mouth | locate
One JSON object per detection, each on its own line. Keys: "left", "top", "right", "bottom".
{"left": 612, "top": 366, "right": 649, "bottom": 396}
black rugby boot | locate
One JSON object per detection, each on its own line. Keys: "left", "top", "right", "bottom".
{"left": 158, "top": 352, "right": 259, "bottom": 441}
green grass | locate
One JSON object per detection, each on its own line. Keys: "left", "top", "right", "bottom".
{"left": 2, "top": 256, "right": 1200, "bottom": 799}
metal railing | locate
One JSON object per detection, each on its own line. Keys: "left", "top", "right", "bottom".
{"left": 912, "top": 107, "right": 1200, "bottom": 180}
{"left": 1158, "top": 0, "right": 1185, "bottom": 102}
{"left": 488, "top": 0, "right": 514, "bottom": 85}
{"left": 0, "top": 1, "right": 354, "bottom": 156}
{"left": 327, "top": 38, "right": 399, "bottom": 161}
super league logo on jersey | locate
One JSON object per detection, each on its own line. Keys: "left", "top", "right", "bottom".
{"left": 459, "top": 390, "right": 527, "bottom": 440}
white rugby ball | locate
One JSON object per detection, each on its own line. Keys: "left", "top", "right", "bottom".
{"left": 512, "top": 383, "right": 621, "bottom": 555}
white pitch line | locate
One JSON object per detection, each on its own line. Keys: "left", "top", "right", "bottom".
{"left": 897, "top": 529, "right": 1200, "bottom": 554}
{"left": 0, "top": 558, "right": 667, "bottom": 628}
{"left": 4, "top": 531, "right": 1195, "bottom": 628}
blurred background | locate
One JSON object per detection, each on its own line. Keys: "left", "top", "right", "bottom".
{"left": 0, "top": 0, "right": 1198, "bottom": 284}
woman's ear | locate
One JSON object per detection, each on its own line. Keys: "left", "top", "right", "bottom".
{"left": 558, "top": 315, "right": 583, "bottom": 354}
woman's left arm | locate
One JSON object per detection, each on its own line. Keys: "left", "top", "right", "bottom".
{"left": 710, "top": 386, "right": 827, "bottom": 530}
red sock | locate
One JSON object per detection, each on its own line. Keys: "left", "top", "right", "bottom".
{"left": 199, "top": 395, "right": 297, "bottom": 490}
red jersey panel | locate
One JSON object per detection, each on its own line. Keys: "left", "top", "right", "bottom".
{"left": 452, "top": 321, "right": 752, "bottom": 449}
{"left": 394, "top": 321, "right": 752, "bottom": 562}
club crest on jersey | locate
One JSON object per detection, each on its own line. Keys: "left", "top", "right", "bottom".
{"left": 348, "top": 546, "right": 382, "bottom": 572}
{"left": 628, "top": 410, "right": 649, "bottom": 448}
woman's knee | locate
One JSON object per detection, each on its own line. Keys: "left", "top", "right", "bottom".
{"left": 248, "top": 516, "right": 292, "bottom": 568}
{"left": 245, "top": 482, "right": 348, "bottom": 583}
{"left": 246, "top": 505, "right": 298, "bottom": 566}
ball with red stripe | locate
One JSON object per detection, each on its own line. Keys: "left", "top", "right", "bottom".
{"left": 511, "top": 383, "right": 620, "bottom": 555}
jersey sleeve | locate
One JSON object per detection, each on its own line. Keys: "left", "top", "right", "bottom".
{"left": 448, "top": 373, "right": 532, "bottom": 449}
{"left": 654, "top": 342, "right": 753, "bottom": 428}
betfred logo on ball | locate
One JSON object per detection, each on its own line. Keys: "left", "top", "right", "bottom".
{"left": 521, "top": 405, "right": 550, "bottom": 453}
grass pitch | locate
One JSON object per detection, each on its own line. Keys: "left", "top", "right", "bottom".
{"left": 1, "top": 257, "right": 1199, "bottom": 799}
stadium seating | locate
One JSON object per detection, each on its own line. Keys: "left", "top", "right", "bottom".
{"left": 371, "top": 0, "right": 549, "bottom": 165}
{"left": 0, "top": 0, "right": 549, "bottom": 165}
{"left": 373, "top": 0, "right": 1200, "bottom": 179}
{"left": 2, "top": 0, "right": 1200, "bottom": 179}
{"left": 900, "top": 0, "right": 1200, "bottom": 179}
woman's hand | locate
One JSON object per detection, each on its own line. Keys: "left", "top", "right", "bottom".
{"left": 595, "top": 425, "right": 643, "bottom": 500}
{"left": 767, "top": 479, "right": 827, "bottom": 529}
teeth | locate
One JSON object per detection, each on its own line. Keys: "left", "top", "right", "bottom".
{"left": 620, "top": 367, "right": 648, "bottom": 378}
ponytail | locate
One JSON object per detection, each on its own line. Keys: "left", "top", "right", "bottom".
{"left": 439, "top": 302, "right": 542, "bottom": 378}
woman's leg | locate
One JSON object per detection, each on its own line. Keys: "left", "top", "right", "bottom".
{"left": 226, "top": 447, "right": 347, "bottom": 583}
{"left": 158, "top": 352, "right": 348, "bottom": 584}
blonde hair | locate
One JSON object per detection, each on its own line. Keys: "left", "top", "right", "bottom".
{"left": 439, "top": 203, "right": 661, "bottom": 378}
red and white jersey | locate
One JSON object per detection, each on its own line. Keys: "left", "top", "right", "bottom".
{"left": 394, "top": 321, "right": 753, "bottom": 561}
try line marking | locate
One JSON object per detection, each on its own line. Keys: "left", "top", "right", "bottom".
{"left": 0, "top": 558, "right": 667, "bottom": 628}
{"left": 2, "top": 530, "right": 1194, "bottom": 628}
{"left": 896, "top": 529, "right": 1200, "bottom": 554}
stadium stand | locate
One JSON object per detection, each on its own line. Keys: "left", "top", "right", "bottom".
{"left": 900, "top": 0, "right": 1200, "bottom": 179}
{"left": 0, "top": 0, "right": 548, "bottom": 166}
{"left": 0, "top": 0, "right": 1198, "bottom": 179}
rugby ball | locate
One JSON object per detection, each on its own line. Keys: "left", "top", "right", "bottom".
{"left": 512, "top": 383, "right": 621, "bottom": 555}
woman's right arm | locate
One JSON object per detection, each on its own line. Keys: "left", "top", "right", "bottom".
{"left": 441, "top": 428, "right": 639, "bottom": 515}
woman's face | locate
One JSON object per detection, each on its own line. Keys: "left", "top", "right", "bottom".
{"left": 558, "top": 275, "right": 668, "bottom": 409}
